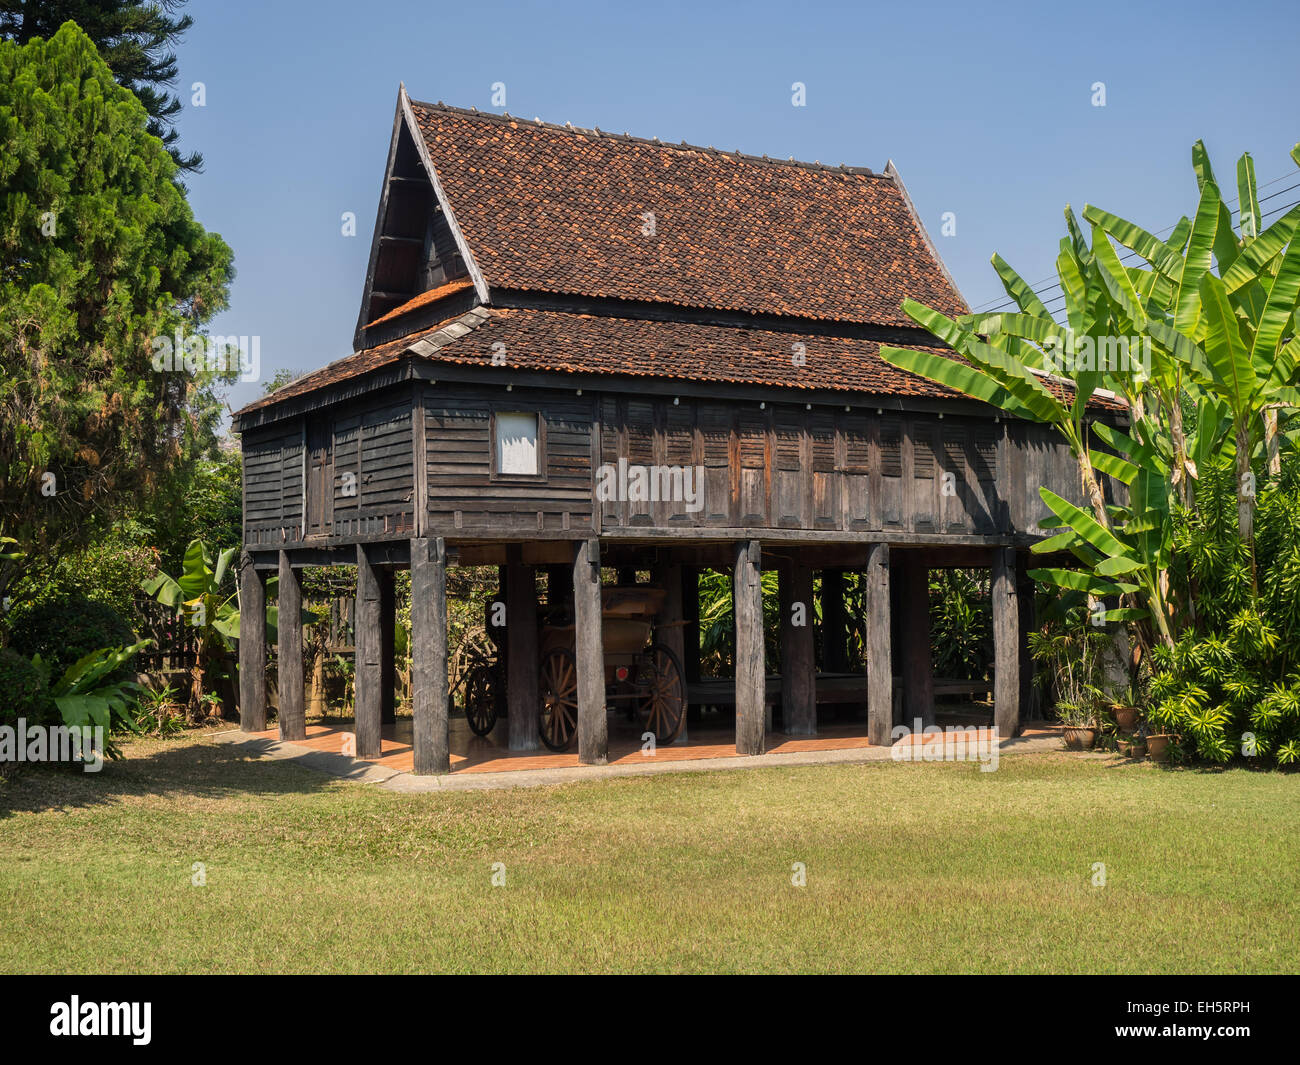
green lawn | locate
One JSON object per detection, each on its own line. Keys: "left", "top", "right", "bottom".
{"left": 0, "top": 734, "right": 1296, "bottom": 973}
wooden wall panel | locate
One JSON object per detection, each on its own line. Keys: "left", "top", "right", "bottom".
{"left": 424, "top": 387, "right": 595, "bottom": 535}
{"left": 240, "top": 380, "right": 1110, "bottom": 548}
{"left": 699, "top": 403, "right": 732, "bottom": 525}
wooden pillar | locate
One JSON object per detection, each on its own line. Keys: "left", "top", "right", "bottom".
{"left": 993, "top": 547, "right": 1022, "bottom": 738}
{"left": 900, "top": 557, "right": 935, "bottom": 728}
{"left": 733, "top": 540, "right": 765, "bottom": 756}
{"left": 616, "top": 565, "right": 637, "bottom": 585}
{"left": 277, "top": 550, "right": 305, "bottom": 742}
{"left": 506, "top": 553, "right": 540, "bottom": 751}
{"left": 1017, "top": 553, "right": 1037, "bottom": 720}
{"left": 410, "top": 537, "right": 449, "bottom": 774}
{"left": 488, "top": 565, "right": 509, "bottom": 744}
{"left": 681, "top": 566, "right": 701, "bottom": 685}
{"left": 865, "top": 542, "right": 893, "bottom": 746}
{"left": 821, "top": 569, "right": 849, "bottom": 673}
{"left": 779, "top": 561, "right": 816, "bottom": 735}
{"left": 653, "top": 560, "right": 687, "bottom": 742}
{"left": 574, "top": 539, "right": 606, "bottom": 764}
{"left": 379, "top": 569, "right": 396, "bottom": 724}
{"left": 238, "top": 553, "right": 267, "bottom": 732}
{"left": 354, "top": 544, "right": 382, "bottom": 757}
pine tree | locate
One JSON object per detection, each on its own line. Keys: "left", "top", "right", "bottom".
{"left": 0, "top": 1, "right": 202, "bottom": 172}
{"left": 0, "top": 22, "right": 234, "bottom": 601}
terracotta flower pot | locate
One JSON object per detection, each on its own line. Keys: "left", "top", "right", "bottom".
{"left": 1129, "top": 740, "right": 1146, "bottom": 761}
{"left": 1146, "top": 734, "right": 1173, "bottom": 762}
{"left": 1112, "top": 705, "right": 1140, "bottom": 733}
{"left": 1064, "top": 726, "right": 1097, "bottom": 751}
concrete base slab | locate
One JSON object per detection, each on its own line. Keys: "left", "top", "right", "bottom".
{"left": 212, "top": 727, "right": 1063, "bottom": 792}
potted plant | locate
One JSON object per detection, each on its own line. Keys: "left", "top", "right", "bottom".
{"left": 1146, "top": 732, "right": 1174, "bottom": 762}
{"left": 1058, "top": 701, "right": 1099, "bottom": 750}
{"left": 1107, "top": 664, "right": 1143, "bottom": 731}
{"left": 1116, "top": 733, "right": 1147, "bottom": 759}
{"left": 1144, "top": 702, "right": 1178, "bottom": 763}
{"left": 1029, "top": 607, "right": 1111, "bottom": 751}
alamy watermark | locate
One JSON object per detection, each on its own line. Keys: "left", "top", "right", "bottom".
{"left": 0, "top": 718, "right": 104, "bottom": 772}
{"left": 890, "top": 719, "right": 1000, "bottom": 771}
{"left": 595, "top": 459, "right": 705, "bottom": 513}
{"left": 1042, "top": 332, "right": 1150, "bottom": 379}
{"left": 151, "top": 329, "right": 261, "bottom": 383}
{"left": 50, "top": 996, "right": 150, "bottom": 1045}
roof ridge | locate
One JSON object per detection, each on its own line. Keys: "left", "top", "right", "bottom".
{"left": 407, "top": 97, "right": 889, "bottom": 180}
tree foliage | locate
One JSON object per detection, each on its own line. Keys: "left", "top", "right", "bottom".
{"left": 881, "top": 139, "right": 1300, "bottom": 763}
{"left": 0, "top": 1, "right": 202, "bottom": 171}
{"left": 0, "top": 22, "right": 233, "bottom": 598}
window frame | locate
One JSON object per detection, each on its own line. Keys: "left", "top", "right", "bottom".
{"left": 489, "top": 407, "right": 547, "bottom": 482}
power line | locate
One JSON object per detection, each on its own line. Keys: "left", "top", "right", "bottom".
{"left": 974, "top": 186, "right": 1300, "bottom": 315}
{"left": 970, "top": 171, "right": 1300, "bottom": 313}
{"left": 981, "top": 197, "right": 1300, "bottom": 324}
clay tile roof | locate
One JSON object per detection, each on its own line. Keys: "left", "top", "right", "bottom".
{"left": 407, "top": 100, "right": 967, "bottom": 329}
{"left": 235, "top": 307, "right": 1123, "bottom": 419}
{"left": 238, "top": 308, "right": 965, "bottom": 417}
{"left": 366, "top": 277, "right": 474, "bottom": 327}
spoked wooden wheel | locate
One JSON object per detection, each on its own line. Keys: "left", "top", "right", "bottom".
{"left": 636, "top": 643, "right": 686, "bottom": 744}
{"left": 465, "top": 662, "right": 498, "bottom": 737}
{"left": 538, "top": 648, "right": 579, "bottom": 752}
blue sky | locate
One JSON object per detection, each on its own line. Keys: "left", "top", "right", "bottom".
{"left": 173, "top": 0, "right": 1300, "bottom": 418}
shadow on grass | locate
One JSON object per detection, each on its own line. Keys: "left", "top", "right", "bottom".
{"left": 0, "top": 726, "right": 338, "bottom": 819}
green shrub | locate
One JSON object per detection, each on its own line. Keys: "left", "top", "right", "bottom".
{"left": 0, "top": 647, "right": 56, "bottom": 728}
{"left": 930, "top": 569, "right": 992, "bottom": 680}
{"left": 6, "top": 594, "right": 136, "bottom": 683}
{"left": 1151, "top": 461, "right": 1300, "bottom": 765}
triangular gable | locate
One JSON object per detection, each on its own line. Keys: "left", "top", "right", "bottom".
{"left": 352, "top": 87, "right": 489, "bottom": 351}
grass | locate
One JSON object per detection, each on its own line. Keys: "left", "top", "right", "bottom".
{"left": 0, "top": 733, "right": 1297, "bottom": 973}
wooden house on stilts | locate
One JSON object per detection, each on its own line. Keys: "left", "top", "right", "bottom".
{"left": 232, "top": 89, "right": 1114, "bottom": 773}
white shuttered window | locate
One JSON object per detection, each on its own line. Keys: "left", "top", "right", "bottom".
{"left": 495, "top": 412, "right": 539, "bottom": 475}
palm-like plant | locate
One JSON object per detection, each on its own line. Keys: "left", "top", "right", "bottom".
{"left": 142, "top": 539, "right": 295, "bottom": 722}
{"left": 37, "top": 640, "right": 152, "bottom": 761}
{"left": 881, "top": 140, "right": 1300, "bottom": 658}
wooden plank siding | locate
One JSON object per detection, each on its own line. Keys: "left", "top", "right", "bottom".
{"left": 241, "top": 379, "right": 1095, "bottom": 548}
{"left": 591, "top": 395, "right": 1091, "bottom": 538}
{"left": 423, "top": 386, "right": 594, "bottom": 535}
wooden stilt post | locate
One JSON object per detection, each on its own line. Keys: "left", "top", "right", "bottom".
{"left": 489, "top": 565, "right": 509, "bottom": 745}
{"left": 277, "top": 550, "right": 305, "bottom": 741}
{"left": 355, "top": 544, "right": 382, "bottom": 757}
{"left": 734, "top": 539, "right": 765, "bottom": 756}
{"left": 506, "top": 551, "right": 540, "bottom": 751}
{"left": 653, "top": 560, "right": 687, "bottom": 742}
{"left": 785, "top": 561, "right": 816, "bottom": 735}
{"left": 1017, "top": 553, "right": 1037, "bottom": 721}
{"left": 900, "top": 556, "right": 935, "bottom": 729}
{"left": 411, "top": 536, "right": 449, "bottom": 775}
{"left": 821, "top": 569, "right": 849, "bottom": 673}
{"left": 865, "top": 542, "right": 894, "bottom": 747}
{"left": 992, "top": 546, "right": 1022, "bottom": 739}
{"left": 238, "top": 553, "right": 267, "bottom": 732}
{"left": 379, "top": 569, "right": 396, "bottom": 724}
{"left": 574, "top": 538, "right": 606, "bottom": 764}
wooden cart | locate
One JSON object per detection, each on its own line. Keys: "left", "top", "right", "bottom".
{"left": 463, "top": 585, "right": 687, "bottom": 753}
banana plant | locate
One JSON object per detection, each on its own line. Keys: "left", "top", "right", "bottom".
{"left": 37, "top": 640, "right": 152, "bottom": 761}
{"left": 142, "top": 539, "right": 305, "bottom": 722}
{"left": 1085, "top": 141, "right": 1300, "bottom": 551}
{"left": 1029, "top": 424, "right": 1176, "bottom": 649}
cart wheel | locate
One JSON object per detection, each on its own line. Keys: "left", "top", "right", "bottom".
{"left": 636, "top": 643, "right": 686, "bottom": 744}
{"left": 538, "top": 648, "right": 579, "bottom": 752}
{"left": 465, "top": 662, "right": 498, "bottom": 737}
